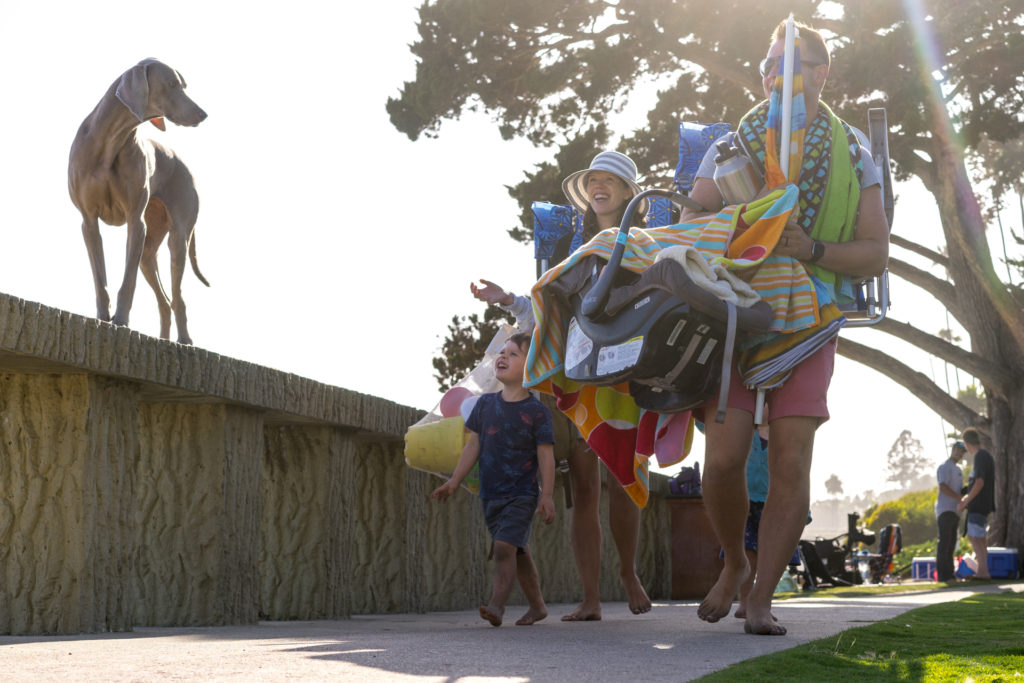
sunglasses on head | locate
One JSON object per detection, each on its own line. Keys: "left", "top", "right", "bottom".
{"left": 758, "top": 56, "right": 825, "bottom": 77}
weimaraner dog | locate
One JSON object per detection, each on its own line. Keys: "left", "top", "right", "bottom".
{"left": 68, "top": 58, "right": 208, "bottom": 345}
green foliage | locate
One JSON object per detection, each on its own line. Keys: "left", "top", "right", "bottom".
{"left": 431, "top": 306, "right": 514, "bottom": 392}
{"left": 862, "top": 489, "right": 935, "bottom": 547}
{"left": 894, "top": 538, "right": 972, "bottom": 578}
{"left": 390, "top": 0, "right": 1024, "bottom": 222}
{"left": 702, "top": 592, "right": 1024, "bottom": 681}
{"left": 957, "top": 384, "right": 988, "bottom": 418}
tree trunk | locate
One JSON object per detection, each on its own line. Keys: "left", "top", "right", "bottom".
{"left": 987, "top": 391, "right": 1024, "bottom": 550}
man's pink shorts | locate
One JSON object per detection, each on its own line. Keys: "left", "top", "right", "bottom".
{"left": 703, "top": 335, "right": 838, "bottom": 422}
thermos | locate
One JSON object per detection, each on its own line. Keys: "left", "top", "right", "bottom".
{"left": 712, "top": 140, "right": 763, "bottom": 206}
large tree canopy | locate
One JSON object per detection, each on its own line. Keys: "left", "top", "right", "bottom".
{"left": 389, "top": 0, "right": 1024, "bottom": 549}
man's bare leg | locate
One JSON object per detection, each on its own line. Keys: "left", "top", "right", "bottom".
{"left": 481, "top": 540, "right": 517, "bottom": 626}
{"left": 698, "top": 409, "right": 753, "bottom": 623}
{"left": 735, "top": 548, "right": 758, "bottom": 619}
{"left": 563, "top": 442, "right": 603, "bottom": 621}
{"left": 744, "top": 416, "right": 815, "bottom": 636}
{"left": 607, "top": 476, "right": 652, "bottom": 614}
{"left": 969, "top": 536, "right": 991, "bottom": 579}
{"left": 514, "top": 546, "right": 548, "bottom": 625}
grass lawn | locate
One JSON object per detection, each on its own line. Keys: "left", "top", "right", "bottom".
{"left": 774, "top": 579, "right": 980, "bottom": 601}
{"left": 698, "top": 590, "right": 1024, "bottom": 681}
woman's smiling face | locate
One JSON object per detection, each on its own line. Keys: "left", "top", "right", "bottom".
{"left": 585, "top": 171, "right": 633, "bottom": 219}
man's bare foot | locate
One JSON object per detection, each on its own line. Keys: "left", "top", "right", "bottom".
{"left": 698, "top": 562, "right": 748, "bottom": 623}
{"left": 622, "top": 574, "right": 652, "bottom": 614}
{"left": 479, "top": 605, "right": 503, "bottom": 627}
{"left": 743, "top": 602, "right": 785, "bottom": 635}
{"left": 735, "top": 607, "right": 777, "bottom": 621}
{"left": 515, "top": 607, "right": 548, "bottom": 625}
{"left": 561, "top": 600, "right": 601, "bottom": 621}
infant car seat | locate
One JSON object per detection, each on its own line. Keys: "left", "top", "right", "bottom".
{"left": 552, "top": 189, "right": 773, "bottom": 419}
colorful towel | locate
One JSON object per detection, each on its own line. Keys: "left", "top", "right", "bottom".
{"left": 524, "top": 188, "right": 815, "bottom": 507}
{"left": 739, "top": 302, "right": 846, "bottom": 389}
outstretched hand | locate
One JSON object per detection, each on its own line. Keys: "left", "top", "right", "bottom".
{"left": 431, "top": 480, "right": 458, "bottom": 503}
{"left": 470, "top": 279, "right": 513, "bottom": 307}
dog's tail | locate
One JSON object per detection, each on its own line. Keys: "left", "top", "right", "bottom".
{"left": 189, "top": 232, "right": 210, "bottom": 287}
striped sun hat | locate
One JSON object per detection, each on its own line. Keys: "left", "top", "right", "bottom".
{"left": 561, "top": 150, "right": 646, "bottom": 216}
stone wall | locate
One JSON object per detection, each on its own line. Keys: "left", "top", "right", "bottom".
{"left": 0, "top": 292, "right": 672, "bottom": 635}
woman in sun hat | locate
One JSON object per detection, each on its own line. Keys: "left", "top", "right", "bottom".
{"left": 560, "top": 150, "right": 648, "bottom": 240}
{"left": 470, "top": 149, "right": 654, "bottom": 621}
{"left": 471, "top": 150, "right": 648, "bottom": 321}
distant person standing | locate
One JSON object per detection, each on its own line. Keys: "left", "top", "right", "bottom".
{"left": 957, "top": 428, "right": 995, "bottom": 580}
{"left": 935, "top": 441, "right": 966, "bottom": 582}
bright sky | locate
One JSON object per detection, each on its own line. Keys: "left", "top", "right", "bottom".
{"left": 1, "top": 0, "right": 1010, "bottom": 502}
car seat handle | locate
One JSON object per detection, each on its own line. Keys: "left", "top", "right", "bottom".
{"left": 581, "top": 189, "right": 705, "bottom": 318}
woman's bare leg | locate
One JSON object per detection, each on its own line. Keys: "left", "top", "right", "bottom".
{"left": 563, "top": 441, "right": 603, "bottom": 621}
{"left": 607, "top": 476, "right": 651, "bottom": 614}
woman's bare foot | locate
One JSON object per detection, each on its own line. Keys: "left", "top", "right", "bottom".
{"left": 743, "top": 602, "right": 785, "bottom": 635}
{"left": 561, "top": 600, "right": 602, "bottom": 621}
{"left": 621, "top": 574, "right": 652, "bottom": 614}
{"left": 479, "top": 605, "right": 503, "bottom": 627}
{"left": 698, "top": 562, "right": 749, "bottom": 623}
{"left": 515, "top": 607, "right": 548, "bottom": 625}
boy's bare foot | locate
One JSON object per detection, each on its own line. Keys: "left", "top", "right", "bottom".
{"left": 622, "top": 574, "right": 652, "bottom": 614}
{"left": 743, "top": 602, "right": 785, "bottom": 635}
{"left": 561, "top": 600, "right": 602, "bottom": 621}
{"left": 515, "top": 607, "right": 548, "bottom": 625}
{"left": 479, "top": 605, "right": 503, "bottom": 627}
{"left": 697, "top": 562, "right": 749, "bottom": 623}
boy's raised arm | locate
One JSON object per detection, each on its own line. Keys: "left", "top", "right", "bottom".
{"left": 431, "top": 432, "right": 480, "bottom": 503}
{"left": 536, "top": 442, "right": 555, "bottom": 524}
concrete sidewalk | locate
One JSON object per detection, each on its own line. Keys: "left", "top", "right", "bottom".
{"left": 3, "top": 583, "right": 1020, "bottom": 681}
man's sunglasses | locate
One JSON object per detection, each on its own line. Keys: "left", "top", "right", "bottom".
{"left": 759, "top": 56, "right": 826, "bottom": 77}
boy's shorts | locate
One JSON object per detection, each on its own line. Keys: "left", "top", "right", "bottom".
{"left": 482, "top": 495, "right": 537, "bottom": 550}
{"left": 966, "top": 512, "right": 989, "bottom": 538}
{"left": 701, "top": 336, "right": 837, "bottom": 423}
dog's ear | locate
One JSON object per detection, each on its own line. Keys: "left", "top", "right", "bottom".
{"left": 115, "top": 62, "right": 151, "bottom": 123}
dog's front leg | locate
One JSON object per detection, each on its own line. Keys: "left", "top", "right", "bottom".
{"left": 81, "top": 216, "right": 111, "bottom": 321}
{"left": 112, "top": 212, "right": 147, "bottom": 327}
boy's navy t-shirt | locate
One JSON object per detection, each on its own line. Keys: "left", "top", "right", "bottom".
{"left": 465, "top": 391, "right": 554, "bottom": 500}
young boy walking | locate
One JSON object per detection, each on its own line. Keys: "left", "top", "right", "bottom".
{"left": 431, "top": 333, "right": 556, "bottom": 626}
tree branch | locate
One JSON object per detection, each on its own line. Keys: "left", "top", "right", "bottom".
{"left": 890, "top": 234, "right": 947, "bottom": 267}
{"left": 886, "top": 256, "right": 965, "bottom": 321}
{"left": 837, "top": 337, "right": 982, "bottom": 430}
{"left": 871, "top": 318, "right": 1007, "bottom": 394}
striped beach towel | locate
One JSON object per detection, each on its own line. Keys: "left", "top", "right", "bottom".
{"left": 524, "top": 187, "right": 816, "bottom": 507}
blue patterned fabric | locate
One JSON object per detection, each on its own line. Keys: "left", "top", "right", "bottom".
{"left": 675, "top": 121, "right": 732, "bottom": 193}
{"left": 465, "top": 392, "right": 554, "bottom": 500}
{"left": 645, "top": 196, "right": 673, "bottom": 227}
{"left": 532, "top": 202, "right": 583, "bottom": 261}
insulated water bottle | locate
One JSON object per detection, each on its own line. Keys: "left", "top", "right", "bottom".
{"left": 712, "top": 140, "right": 763, "bottom": 206}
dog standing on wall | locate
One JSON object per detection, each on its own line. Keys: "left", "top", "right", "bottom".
{"left": 69, "top": 58, "right": 209, "bottom": 345}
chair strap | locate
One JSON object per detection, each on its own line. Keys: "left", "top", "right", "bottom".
{"left": 715, "top": 301, "right": 737, "bottom": 424}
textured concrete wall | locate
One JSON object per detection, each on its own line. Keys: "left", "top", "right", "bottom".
{"left": 135, "top": 404, "right": 263, "bottom": 626}
{"left": 0, "top": 373, "right": 138, "bottom": 634}
{"left": 0, "top": 291, "right": 672, "bottom": 635}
